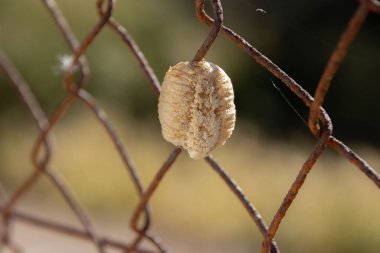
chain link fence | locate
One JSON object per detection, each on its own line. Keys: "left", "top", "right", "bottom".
{"left": 1, "top": 0, "right": 380, "bottom": 252}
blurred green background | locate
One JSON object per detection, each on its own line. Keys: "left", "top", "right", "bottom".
{"left": 0, "top": 0, "right": 380, "bottom": 253}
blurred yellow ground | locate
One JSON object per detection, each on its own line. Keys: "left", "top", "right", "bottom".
{"left": 1, "top": 111, "right": 380, "bottom": 253}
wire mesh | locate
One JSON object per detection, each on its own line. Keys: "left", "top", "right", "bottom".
{"left": 0, "top": 0, "right": 379, "bottom": 252}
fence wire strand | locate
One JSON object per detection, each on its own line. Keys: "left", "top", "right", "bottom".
{"left": 0, "top": 0, "right": 379, "bottom": 253}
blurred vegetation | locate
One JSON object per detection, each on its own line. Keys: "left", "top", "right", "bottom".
{"left": 1, "top": 114, "right": 380, "bottom": 253}
{"left": 1, "top": 0, "right": 380, "bottom": 253}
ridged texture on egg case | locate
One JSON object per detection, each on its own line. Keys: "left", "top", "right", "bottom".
{"left": 158, "top": 60, "right": 236, "bottom": 159}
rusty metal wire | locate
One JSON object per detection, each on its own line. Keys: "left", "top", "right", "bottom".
{"left": 0, "top": 0, "right": 379, "bottom": 253}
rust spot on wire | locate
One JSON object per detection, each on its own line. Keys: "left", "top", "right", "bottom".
{"left": 97, "top": 0, "right": 161, "bottom": 95}
{"left": 308, "top": 2, "right": 370, "bottom": 135}
{"left": 205, "top": 155, "right": 280, "bottom": 253}
{"left": 358, "top": 0, "right": 380, "bottom": 13}
{"left": 128, "top": 148, "right": 182, "bottom": 253}
{"left": 193, "top": 0, "right": 224, "bottom": 62}
{"left": 262, "top": 120, "right": 333, "bottom": 253}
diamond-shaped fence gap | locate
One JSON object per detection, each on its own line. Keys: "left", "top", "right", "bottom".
{"left": 211, "top": 131, "right": 315, "bottom": 215}
{"left": 146, "top": 158, "right": 257, "bottom": 240}
{"left": 52, "top": 112, "right": 139, "bottom": 213}
{"left": 1, "top": 174, "right": 87, "bottom": 228}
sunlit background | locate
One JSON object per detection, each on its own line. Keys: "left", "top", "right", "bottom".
{"left": 1, "top": 0, "right": 380, "bottom": 253}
